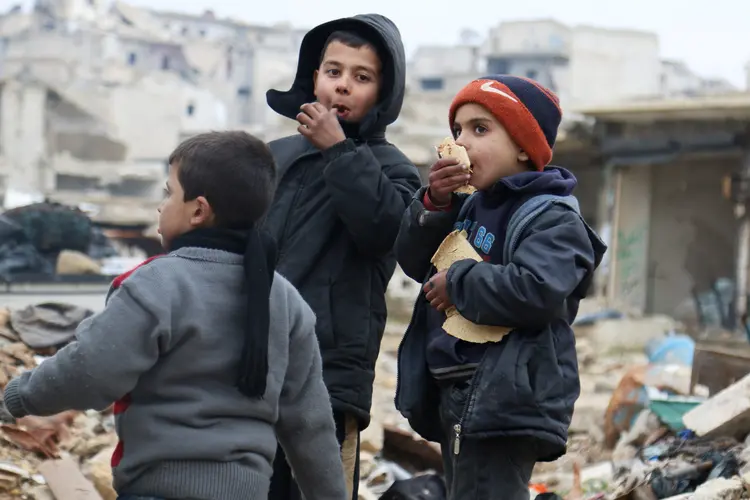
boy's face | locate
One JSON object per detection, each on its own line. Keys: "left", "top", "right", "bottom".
{"left": 453, "top": 103, "right": 530, "bottom": 190}
{"left": 313, "top": 41, "right": 381, "bottom": 123}
{"left": 157, "top": 164, "right": 213, "bottom": 249}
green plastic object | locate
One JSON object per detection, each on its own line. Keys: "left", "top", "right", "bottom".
{"left": 648, "top": 397, "right": 702, "bottom": 431}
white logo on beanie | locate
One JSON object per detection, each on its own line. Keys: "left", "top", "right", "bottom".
{"left": 480, "top": 81, "right": 519, "bottom": 103}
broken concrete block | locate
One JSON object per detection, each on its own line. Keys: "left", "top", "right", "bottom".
{"left": 39, "top": 456, "right": 102, "bottom": 500}
{"left": 81, "top": 446, "right": 116, "bottom": 500}
{"left": 683, "top": 373, "right": 750, "bottom": 439}
{"left": 691, "top": 477, "right": 743, "bottom": 499}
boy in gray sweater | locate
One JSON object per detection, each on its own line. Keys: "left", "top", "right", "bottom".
{"left": 2, "top": 131, "right": 348, "bottom": 500}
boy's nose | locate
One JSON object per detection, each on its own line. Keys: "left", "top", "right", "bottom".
{"left": 335, "top": 78, "right": 350, "bottom": 95}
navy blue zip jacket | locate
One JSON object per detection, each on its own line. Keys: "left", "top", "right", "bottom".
{"left": 394, "top": 167, "right": 607, "bottom": 461}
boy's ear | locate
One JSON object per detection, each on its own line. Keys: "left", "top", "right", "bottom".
{"left": 190, "top": 196, "right": 215, "bottom": 226}
{"left": 518, "top": 151, "right": 530, "bottom": 162}
{"left": 313, "top": 69, "right": 319, "bottom": 97}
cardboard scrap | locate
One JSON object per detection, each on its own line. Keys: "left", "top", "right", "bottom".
{"left": 39, "top": 456, "right": 102, "bottom": 500}
{"left": 431, "top": 230, "right": 512, "bottom": 344}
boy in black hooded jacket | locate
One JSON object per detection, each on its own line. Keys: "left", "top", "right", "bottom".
{"left": 262, "top": 14, "right": 421, "bottom": 500}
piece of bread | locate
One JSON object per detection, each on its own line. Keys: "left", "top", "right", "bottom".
{"left": 437, "top": 137, "right": 476, "bottom": 195}
{"left": 430, "top": 230, "right": 513, "bottom": 343}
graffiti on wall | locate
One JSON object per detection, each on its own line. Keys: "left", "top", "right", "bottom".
{"left": 616, "top": 223, "right": 648, "bottom": 305}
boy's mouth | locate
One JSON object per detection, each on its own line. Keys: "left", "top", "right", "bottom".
{"left": 332, "top": 104, "right": 351, "bottom": 118}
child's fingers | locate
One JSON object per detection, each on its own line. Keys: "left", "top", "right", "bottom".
{"left": 296, "top": 112, "right": 314, "bottom": 127}
{"left": 431, "top": 175, "right": 471, "bottom": 195}
{"left": 300, "top": 102, "right": 323, "bottom": 118}
{"left": 432, "top": 164, "right": 468, "bottom": 178}
{"left": 298, "top": 124, "right": 313, "bottom": 137}
{"left": 431, "top": 157, "right": 461, "bottom": 171}
{"left": 429, "top": 168, "right": 470, "bottom": 191}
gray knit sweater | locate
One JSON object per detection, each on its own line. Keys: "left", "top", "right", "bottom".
{"left": 3, "top": 247, "right": 347, "bottom": 500}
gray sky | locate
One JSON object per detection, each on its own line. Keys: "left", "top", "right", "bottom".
{"left": 6, "top": 0, "right": 749, "bottom": 87}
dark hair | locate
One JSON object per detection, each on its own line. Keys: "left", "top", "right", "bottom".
{"left": 319, "top": 30, "right": 377, "bottom": 66}
{"left": 168, "top": 131, "right": 276, "bottom": 229}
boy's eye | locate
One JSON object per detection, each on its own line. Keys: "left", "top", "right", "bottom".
{"left": 326, "top": 68, "right": 340, "bottom": 76}
{"left": 452, "top": 128, "right": 461, "bottom": 139}
{"left": 356, "top": 74, "right": 371, "bottom": 82}
{"left": 474, "top": 125, "right": 488, "bottom": 134}
{"left": 163, "top": 188, "right": 170, "bottom": 198}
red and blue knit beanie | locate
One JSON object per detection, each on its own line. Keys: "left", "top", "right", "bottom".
{"left": 448, "top": 75, "right": 562, "bottom": 171}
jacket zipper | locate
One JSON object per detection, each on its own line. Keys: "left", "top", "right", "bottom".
{"left": 452, "top": 349, "right": 490, "bottom": 456}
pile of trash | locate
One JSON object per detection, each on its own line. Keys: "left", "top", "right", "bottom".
{"left": 0, "top": 202, "right": 121, "bottom": 279}
{"left": 5, "top": 292, "right": 750, "bottom": 500}
{"left": 0, "top": 300, "right": 451, "bottom": 500}
{"left": 522, "top": 296, "right": 750, "bottom": 500}
{"left": 0, "top": 303, "right": 119, "bottom": 499}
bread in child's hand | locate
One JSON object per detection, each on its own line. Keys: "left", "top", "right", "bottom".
{"left": 431, "top": 230, "right": 481, "bottom": 272}
{"left": 443, "top": 307, "right": 512, "bottom": 343}
{"left": 430, "top": 230, "right": 512, "bottom": 343}
{"left": 437, "top": 137, "right": 476, "bottom": 195}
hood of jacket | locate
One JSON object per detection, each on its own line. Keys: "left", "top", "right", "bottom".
{"left": 266, "top": 14, "right": 406, "bottom": 140}
{"left": 483, "top": 165, "right": 577, "bottom": 199}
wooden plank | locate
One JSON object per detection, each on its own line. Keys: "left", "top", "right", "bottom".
{"left": 691, "top": 343, "right": 750, "bottom": 396}
{"left": 38, "top": 456, "right": 102, "bottom": 500}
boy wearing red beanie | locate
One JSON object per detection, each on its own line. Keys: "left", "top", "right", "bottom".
{"left": 394, "top": 75, "right": 607, "bottom": 500}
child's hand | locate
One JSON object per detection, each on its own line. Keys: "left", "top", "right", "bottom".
{"left": 424, "top": 271, "right": 453, "bottom": 311}
{"left": 297, "top": 102, "right": 347, "bottom": 150}
{"left": 428, "top": 158, "right": 471, "bottom": 206}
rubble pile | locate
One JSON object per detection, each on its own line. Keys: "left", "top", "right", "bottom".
{"left": 518, "top": 299, "right": 750, "bottom": 500}
{"left": 4, "top": 293, "right": 750, "bottom": 500}
{"left": 0, "top": 305, "right": 118, "bottom": 500}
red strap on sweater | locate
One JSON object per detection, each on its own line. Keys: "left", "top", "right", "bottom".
{"left": 109, "top": 255, "right": 162, "bottom": 467}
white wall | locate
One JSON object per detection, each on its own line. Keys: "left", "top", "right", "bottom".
{"left": 0, "top": 80, "right": 48, "bottom": 194}
{"left": 486, "top": 20, "right": 571, "bottom": 55}
{"left": 411, "top": 46, "right": 480, "bottom": 77}
{"left": 110, "top": 74, "right": 228, "bottom": 160}
{"left": 251, "top": 46, "right": 298, "bottom": 127}
{"left": 568, "top": 26, "right": 660, "bottom": 107}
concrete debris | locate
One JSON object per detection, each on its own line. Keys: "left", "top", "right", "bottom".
{"left": 683, "top": 372, "right": 750, "bottom": 440}
{"left": 0, "top": 308, "right": 115, "bottom": 499}
{"left": 1, "top": 295, "right": 746, "bottom": 500}
{"left": 691, "top": 476, "right": 744, "bottom": 499}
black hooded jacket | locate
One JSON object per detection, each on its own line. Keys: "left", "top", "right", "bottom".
{"left": 263, "top": 14, "right": 422, "bottom": 427}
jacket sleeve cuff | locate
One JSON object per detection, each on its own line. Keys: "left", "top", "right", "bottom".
{"left": 3, "top": 377, "right": 28, "bottom": 419}
{"left": 446, "top": 259, "right": 477, "bottom": 302}
{"left": 423, "top": 191, "right": 452, "bottom": 212}
{"left": 321, "top": 138, "right": 357, "bottom": 162}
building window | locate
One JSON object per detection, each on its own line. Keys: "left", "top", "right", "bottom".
{"left": 549, "top": 34, "right": 564, "bottom": 50}
{"left": 237, "top": 86, "right": 251, "bottom": 97}
{"left": 128, "top": 52, "right": 137, "bottom": 65}
{"left": 487, "top": 58, "right": 509, "bottom": 75}
{"left": 186, "top": 103, "right": 195, "bottom": 116}
{"left": 420, "top": 78, "right": 444, "bottom": 91}
{"left": 161, "top": 55, "right": 170, "bottom": 70}
{"left": 526, "top": 70, "right": 538, "bottom": 81}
